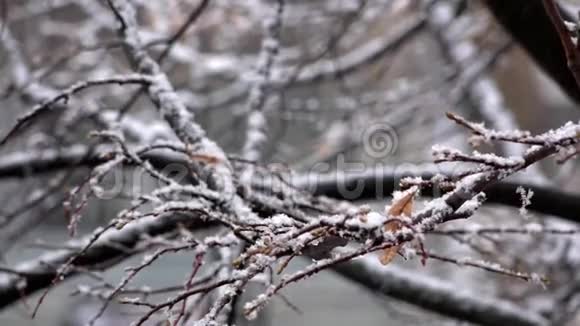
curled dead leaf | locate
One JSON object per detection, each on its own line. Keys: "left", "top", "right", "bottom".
{"left": 380, "top": 187, "right": 417, "bottom": 265}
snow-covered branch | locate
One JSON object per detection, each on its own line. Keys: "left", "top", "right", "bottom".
{"left": 2, "top": 1, "right": 580, "bottom": 325}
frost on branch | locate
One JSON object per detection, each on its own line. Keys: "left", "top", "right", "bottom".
{"left": 0, "top": 111, "right": 574, "bottom": 324}
{"left": 1, "top": 1, "right": 580, "bottom": 326}
{"left": 516, "top": 186, "right": 534, "bottom": 218}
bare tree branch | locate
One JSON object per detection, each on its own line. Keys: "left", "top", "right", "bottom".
{"left": 333, "top": 255, "right": 548, "bottom": 326}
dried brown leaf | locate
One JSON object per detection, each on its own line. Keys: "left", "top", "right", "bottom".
{"left": 380, "top": 188, "right": 416, "bottom": 265}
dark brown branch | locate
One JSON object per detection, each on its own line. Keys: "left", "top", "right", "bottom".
{"left": 333, "top": 257, "right": 547, "bottom": 326}
{"left": 484, "top": 0, "right": 580, "bottom": 103}
{"left": 542, "top": 0, "right": 580, "bottom": 91}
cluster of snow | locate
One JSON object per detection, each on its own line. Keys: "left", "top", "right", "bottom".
{"left": 516, "top": 186, "right": 534, "bottom": 218}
